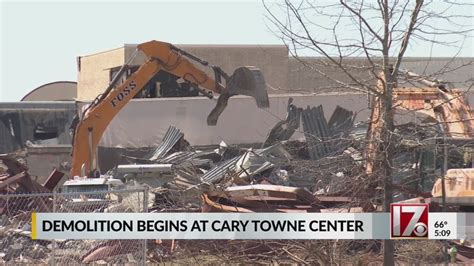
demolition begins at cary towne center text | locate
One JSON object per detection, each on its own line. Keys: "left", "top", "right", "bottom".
{"left": 42, "top": 219, "right": 364, "bottom": 233}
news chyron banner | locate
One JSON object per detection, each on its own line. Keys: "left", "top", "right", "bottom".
{"left": 31, "top": 204, "right": 474, "bottom": 240}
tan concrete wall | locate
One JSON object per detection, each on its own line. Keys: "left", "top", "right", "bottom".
{"left": 77, "top": 47, "right": 125, "bottom": 100}
{"left": 288, "top": 57, "right": 376, "bottom": 94}
{"left": 77, "top": 43, "right": 472, "bottom": 100}
{"left": 288, "top": 57, "right": 474, "bottom": 93}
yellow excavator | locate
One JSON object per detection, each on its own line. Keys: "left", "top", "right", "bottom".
{"left": 70, "top": 40, "right": 269, "bottom": 177}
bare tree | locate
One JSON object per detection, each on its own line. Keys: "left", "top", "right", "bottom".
{"left": 264, "top": 0, "right": 473, "bottom": 264}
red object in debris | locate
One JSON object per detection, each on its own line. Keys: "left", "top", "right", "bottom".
{"left": 81, "top": 240, "right": 140, "bottom": 263}
{"left": 42, "top": 168, "right": 65, "bottom": 190}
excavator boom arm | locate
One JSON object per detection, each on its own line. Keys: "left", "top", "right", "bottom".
{"left": 70, "top": 40, "right": 228, "bottom": 177}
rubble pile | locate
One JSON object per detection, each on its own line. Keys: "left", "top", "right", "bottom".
{"left": 0, "top": 154, "right": 65, "bottom": 217}
{"left": 0, "top": 229, "right": 50, "bottom": 264}
{"left": 1, "top": 84, "right": 474, "bottom": 263}
{"left": 0, "top": 155, "right": 68, "bottom": 263}
{"left": 0, "top": 228, "right": 142, "bottom": 264}
{"left": 451, "top": 239, "right": 474, "bottom": 263}
{"left": 116, "top": 100, "right": 366, "bottom": 216}
{"left": 0, "top": 154, "right": 47, "bottom": 194}
{"left": 105, "top": 87, "right": 473, "bottom": 262}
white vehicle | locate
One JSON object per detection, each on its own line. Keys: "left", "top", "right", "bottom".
{"left": 61, "top": 177, "right": 124, "bottom": 211}
{"left": 62, "top": 176, "right": 124, "bottom": 194}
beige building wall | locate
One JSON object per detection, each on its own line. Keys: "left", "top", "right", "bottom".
{"left": 77, "top": 44, "right": 289, "bottom": 100}
{"left": 288, "top": 57, "right": 473, "bottom": 94}
{"left": 76, "top": 42, "right": 472, "bottom": 100}
{"left": 288, "top": 57, "right": 377, "bottom": 94}
{"left": 77, "top": 47, "right": 126, "bottom": 100}
{"left": 124, "top": 44, "right": 289, "bottom": 90}
{"left": 178, "top": 45, "right": 288, "bottom": 90}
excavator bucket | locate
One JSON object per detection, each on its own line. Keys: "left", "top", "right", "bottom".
{"left": 207, "top": 66, "right": 269, "bottom": 125}
{"left": 227, "top": 66, "right": 270, "bottom": 108}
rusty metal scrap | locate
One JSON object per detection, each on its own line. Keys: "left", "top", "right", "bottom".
{"left": 392, "top": 88, "right": 474, "bottom": 139}
{"left": 201, "top": 184, "right": 358, "bottom": 213}
{"left": 42, "top": 168, "right": 65, "bottom": 191}
{"left": 0, "top": 154, "right": 51, "bottom": 194}
{"left": 211, "top": 184, "right": 319, "bottom": 204}
{"left": 203, "top": 183, "right": 323, "bottom": 213}
{"left": 0, "top": 172, "right": 28, "bottom": 192}
{"left": 202, "top": 193, "right": 255, "bottom": 213}
{"left": 366, "top": 87, "right": 474, "bottom": 175}
{"left": 81, "top": 240, "right": 141, "bottom": 263}
{"left": 0, "top": 154, "right": 28, "bottom": 176}
{"left": 202, "top": 192, "right": 320, "bottom": 213}
{"left": 0, "top": 154, "right": 59, "bottom": 216}
{"left": 0, "top": 173, "right": 52, "bottom": 215}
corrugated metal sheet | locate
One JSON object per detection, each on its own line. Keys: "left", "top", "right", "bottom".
{"left": 200, "top": 156, "right": 240, "bottom": 184}
{"left": 158, "top": 151, "right": 214, "bottom": 168}
{"left": 263, "top": 98, "right": 302, "bottom": 147}
{"left": 200, "top": 143, "right": 289, "bottom": 184}
{"left": 301, "top": 105, "right": 332, "bottom": 160}
{"left": 144, "top": 126, "right": 183, "bottom": 161}
{"left": 328, "top": 105, "right": 354, "bottom": 137}
{"left": 235, "top": 153, "right": 274, "bottom": 179}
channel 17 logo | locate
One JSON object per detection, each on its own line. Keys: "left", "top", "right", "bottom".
{"left": 390, "top": 203, "right": 429, "bottom": 238}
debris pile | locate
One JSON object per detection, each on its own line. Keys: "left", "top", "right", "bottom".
{"left": 0, "top": 228, "right": 50, "bottom": 263}
{"left": 0, "top": 154, "right": 48, "bottom": 194}
{"left": 451, "top": 239, "right": 474, "bottom": 263}
{"left": 0, "top": 154, "right": 68, "bottom": 263}
{"left": 115, "top": 99, "right": 366, "bottom": 216}
{"left": 2, "top": 81, "right": 474, "bottom": 263}
{"left": 0, "top": 154, "right": 65, "bottom": 217}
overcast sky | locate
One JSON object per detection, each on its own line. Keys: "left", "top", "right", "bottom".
{"left": 1, "top": 0, "right": 473, "bottom": 101}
